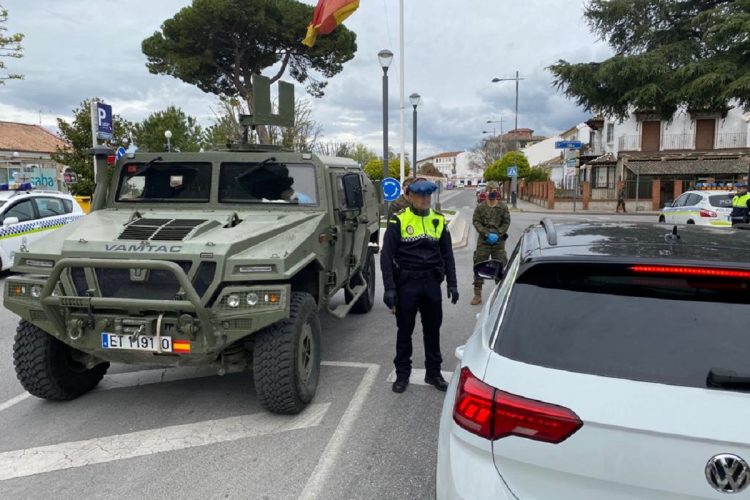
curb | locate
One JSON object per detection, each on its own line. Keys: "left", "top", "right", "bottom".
{"left": 449, "top": 211, "right": 470, "bottom": 249}
{"left": 516, "top": 209, "right": 659, "bottom": 216}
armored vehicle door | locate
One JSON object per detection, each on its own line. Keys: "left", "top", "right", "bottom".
{"left": 330, "top": 171, "right": 367, "bottom": 289}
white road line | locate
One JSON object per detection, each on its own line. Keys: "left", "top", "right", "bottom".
{"left": 0, "top": 402, "right": 329, "bottom": 482}
{"left": 299, "top": 361, "right": 380, "bottom": 500}
{"left": 386, "top": 368, "right": 453, "bottom": 386}
{"left": 0, "top": 392, "right": 30, "bottom": 413}
{"left": 0, "top": 366, "right": 220, "bottom": 415}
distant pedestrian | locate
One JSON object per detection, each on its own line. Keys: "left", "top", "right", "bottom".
{"left": 731, "top": 181, "right": 750, "bottom": 225}
{"left": 616, "top": 185, "right": 627, "bottom": 213}
{"left": 471, "top": 181, "right": 510, "bottom": 305}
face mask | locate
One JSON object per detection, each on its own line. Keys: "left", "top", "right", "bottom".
{"left": 488, "top": 191, "right": 498, "bottom": 201}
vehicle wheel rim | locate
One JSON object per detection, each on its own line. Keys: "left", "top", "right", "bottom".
{"left": 298, "top": 323, "right": 314, "bottom": 385}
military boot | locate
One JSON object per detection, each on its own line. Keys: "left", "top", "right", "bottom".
{"left": 470, "top": 286, "right": 482, "bottom": 305}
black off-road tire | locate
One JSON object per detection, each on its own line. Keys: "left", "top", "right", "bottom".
{"left": 253, "top": 292, "right": 321, "bottom": 414}
{"left": 13, "top": 320, "right": 109, "bottom": 401}
{"left": 347, "top": 250, "right": 376, "bottom": 314}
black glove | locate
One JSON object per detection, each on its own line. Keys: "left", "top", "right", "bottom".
{"left": 383, "top": 289, "right": 397, "bottom": 309}
{"left": 447, "top": 287, "right": 459, "bottom": 304}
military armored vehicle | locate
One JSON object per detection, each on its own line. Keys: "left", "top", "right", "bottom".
{"left": 5, "top": 79, "right": 380, "bottom": 414}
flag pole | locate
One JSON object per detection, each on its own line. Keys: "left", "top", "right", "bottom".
{"left": 399, "top": 0, "right": 405, "bottom": 184}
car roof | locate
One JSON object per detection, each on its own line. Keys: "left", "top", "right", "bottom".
{"left": 685, "top": 190, "right": 733, "bottom": 196}
{"left": 0, "top": 190, "right": 70, "bottom": 202}
{"left": 523, "top": 221, "right": 750, "bottom": 265}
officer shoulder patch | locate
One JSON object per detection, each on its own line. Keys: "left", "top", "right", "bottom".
{"left": 405, "top": 225, "right": 414, "bottom": 235}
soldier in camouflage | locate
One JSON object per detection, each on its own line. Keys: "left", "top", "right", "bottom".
{"left": 471, "top": 181, "right": 510, "bottom": 305}
{"left": 386, "top": 177, "right": 424, "bottom": 221}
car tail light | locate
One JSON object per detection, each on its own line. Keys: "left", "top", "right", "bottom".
{"left": 630, "top": 265, "right": 750, "bottom": 279}
{"left": 700, "top": 209, "right": 717, "bottom": 217}
{"left": 453, "top": 367, "right": 582, "bottom": 443}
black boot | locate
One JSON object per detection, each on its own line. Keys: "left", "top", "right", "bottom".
{"left": 392, "top": 378, "right": 409, "bottom": 393}
{"left": 424, "top": 374, "right": 448, "bottom": 391}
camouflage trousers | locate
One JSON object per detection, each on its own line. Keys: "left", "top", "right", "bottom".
{"left": 473, "top": 240, "right": 507, "bottom": 289}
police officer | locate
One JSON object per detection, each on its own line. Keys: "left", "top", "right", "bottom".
{"left": 731, "top": 181, "right": 750, "bottom": 225}
{"left": 471, "top": 181, "right": 510, "bottom": 305}
{"left": 380, "top": 179, "right": 458, "bottom": 393}
{"left": 386, "top": 176, "right": 423, "bottom": 221}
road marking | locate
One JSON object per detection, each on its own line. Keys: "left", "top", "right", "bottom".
{"left": 386, "top": 368, "right": 453, "bottom": 386}
{"left": 0, "top": 366, "right": 220, "bottom": 415}
{"left": 0, "top": 402, "right": 329, "bottom": 482}
{"left": 299, "top": 361, "right": 380, "bottom": 500}
{"left": 0, "top": 392, "right": 30, "bottom": 413}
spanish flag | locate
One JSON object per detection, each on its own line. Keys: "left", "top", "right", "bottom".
{"left": 302, "top": 0, "right": 360, "bottom": 47}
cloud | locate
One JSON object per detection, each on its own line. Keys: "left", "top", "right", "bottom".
{"left": 1, "top": 0, "right": 611, "bottom": 158}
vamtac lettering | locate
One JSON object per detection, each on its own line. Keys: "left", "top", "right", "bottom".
{"left": 104, "top": 244, "right": 183, "bottom": 253}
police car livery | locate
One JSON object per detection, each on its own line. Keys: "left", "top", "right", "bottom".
{"left": 0, "top": 185, "right": 84, "bottom": 270}
{"left": 659, "top": 189, "right": 734, "bottom": 227}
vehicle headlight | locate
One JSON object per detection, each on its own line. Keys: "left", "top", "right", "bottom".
{"left": 246, "top": 292, "right": 259, "bottom": 306}
{"left": 226, "top": 294, "right": 241, "bottom": 308}
{"left": 30, "top": 285, "right": 42, "bottom": 298}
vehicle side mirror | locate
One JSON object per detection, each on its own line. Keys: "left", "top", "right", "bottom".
{"left": 3, "top": 217, "right": 19, "bottom": 226}
{"left": 342, "top": 173, "right": 363, "bottom": 210}
{"left": 473, "top": 259, "right": 504, "bottom": 281}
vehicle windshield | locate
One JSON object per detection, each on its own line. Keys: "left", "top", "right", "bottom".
{"left": 495, "top": 263, "right": 750, "bottom": 389}
{"left": 116, "top": 162, "right": 212, "bottom": 203}
{"left": 219, "top": 162, "right": 318, "bottom": 205}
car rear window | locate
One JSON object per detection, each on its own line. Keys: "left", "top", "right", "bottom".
{"left": 495, "top": 263, "right": 750, "bottom": 389}
{"left": 709, "top": 194, "right": 733, "bottom": 208}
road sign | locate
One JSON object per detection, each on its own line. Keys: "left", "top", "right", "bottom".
{"left": 507, "top": 165, "right": 518, "bottom": 178}
{"left": 566, "top": 158, "right": 577, "bottom": 167}
{"left": 382, "top": 177, "right": 401, "bottom": 202}
{"left": 555, "top": 140, "right": 583, "bottom": 150}
{"left": 115, "top": 146, "right": 126, "bottom": 160}
{"left": 96, "top": 102, "right": 113, "bottom": 140}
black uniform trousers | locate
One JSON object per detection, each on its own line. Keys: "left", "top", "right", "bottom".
{"left": 394, "top": 273, "right": 443, "bottom": 381}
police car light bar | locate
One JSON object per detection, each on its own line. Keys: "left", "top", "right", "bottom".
{"left": 0, "top": 182, "right": 33, "bottom": 191}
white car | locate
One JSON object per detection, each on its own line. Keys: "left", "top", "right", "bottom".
{"left": 437, "top": 219, "right": 750, "bottom": 499}
{"left": 0, "top": 188, "right": 84, "bottom": 270}
{"left": 659, "top": 189, "right": 734, "bottom": 227}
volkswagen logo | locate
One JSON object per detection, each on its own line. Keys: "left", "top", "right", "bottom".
{"left": 706, "top": 454, "right": 750, "bottom": 493}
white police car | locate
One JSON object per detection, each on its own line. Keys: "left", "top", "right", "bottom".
{"left": 659, "top": 189, "right": 734, "bottom": 227}
{"left": 0, "top": 185, "right": 84, "bottom": 271}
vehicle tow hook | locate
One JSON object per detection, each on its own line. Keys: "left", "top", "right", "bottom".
{"left": 155, "top": 313, "right": 165, "bottom": 354}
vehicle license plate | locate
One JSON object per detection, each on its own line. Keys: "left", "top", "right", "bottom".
{"left": 101, "top": 332, "right": 172, "bottom": 352}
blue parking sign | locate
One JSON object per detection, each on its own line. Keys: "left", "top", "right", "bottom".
{"left": 96, "top": 102, "right": 113, "bottom": 140}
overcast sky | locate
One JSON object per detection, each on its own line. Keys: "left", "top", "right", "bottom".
{"left": 0, "top": 0, "right": 613, "bottom": 159}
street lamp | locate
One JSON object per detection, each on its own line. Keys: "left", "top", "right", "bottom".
{"left": 164, "top": 130, "right": 172, "bottom": 152}
{"left": 378, "top": 49, "right": 394, "bottom": 180}
{"left": 491, "top": 72, "right": 524, "bottom": 150}
{"left": 409, "top": 92, "right": 421, "bottom": 179}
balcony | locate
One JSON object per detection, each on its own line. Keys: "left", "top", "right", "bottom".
{"left": 716, "top": 132, "right": 747, "bottom": 149}
{"left": 618, "top": 131, "right": 749, "bottom": 152}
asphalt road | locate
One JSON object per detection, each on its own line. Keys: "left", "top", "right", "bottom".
{"left": 0, "top": 190, "right": 650, "bottom": 499}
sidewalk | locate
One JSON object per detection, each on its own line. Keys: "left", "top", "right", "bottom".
{"left": 512, "top": 199, "right": 659, "bottom": 216}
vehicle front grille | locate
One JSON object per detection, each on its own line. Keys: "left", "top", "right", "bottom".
{"left": 118, "top": 218, "right": 207, "bottom": 241}
{"left": 68, "top": 261, "right": 194, "bottom": 300}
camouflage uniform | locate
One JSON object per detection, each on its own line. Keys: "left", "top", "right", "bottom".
{"left": 472, "top": 196, "right": 510, "bottom": 294}
{"left": 387, "top": 195, "right": 410, "bottom": 221}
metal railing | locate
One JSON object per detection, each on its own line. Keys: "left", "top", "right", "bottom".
{"left": 618, "top": 135, "right": 640, "bottom": 151}
{"left": 662, "top": 134, "right": 692, "bottom": 150}
{"left": 716, "top": 132, "right": 747, "bottom": 149}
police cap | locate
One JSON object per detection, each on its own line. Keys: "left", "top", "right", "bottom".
{"left": 408, "top": 179, "right": 438, "bottom": 195}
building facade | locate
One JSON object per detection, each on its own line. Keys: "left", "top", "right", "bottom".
{"left": 0, "top": 121, "right": 71, "bottom": 191}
